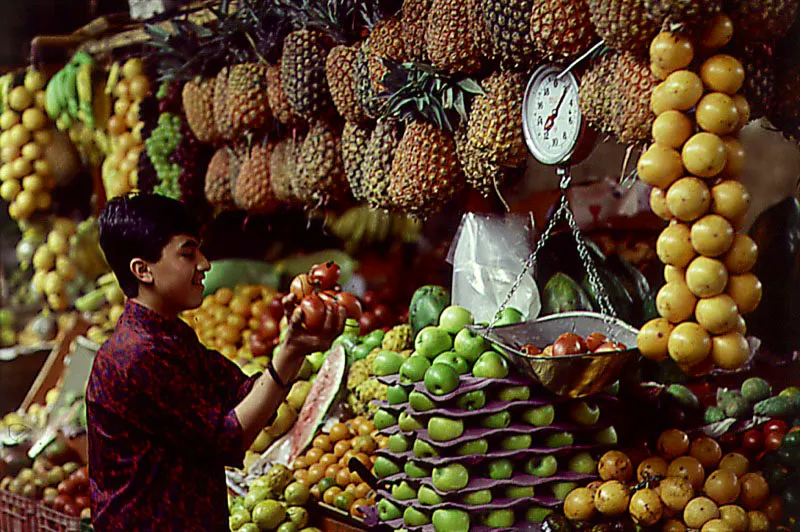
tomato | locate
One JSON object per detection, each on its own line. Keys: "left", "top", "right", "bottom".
{"left": 594, "top": 341, "right": 627, "bottom": 352}
{"left": 260, "top": 317, "right": 279, "bottom": 341}
{"left": 585, "top": 332, "right": 608, "bottom": 352}
{"left": 764, "top": 420, "right": 788, "bottom": 436}
{"left": 291, "top": 274, "right": 315, "bottom": 300}
{"left": 358, "top": 311, "right": 380, "bottom": 333}
{"left": 372, "top": 304, "right": 393, "bottom": 326}
{"left": 552, "top": 333, "right": 588, "bottom": 356}
{"left": 718, "top": 432, "right": 739, "bottom": 452}
{"left": 301, "top": 294, "right": 327, "bottom": 332}
{"left": 267, "top": 295, "right": 285, "bottom": 320}
{"left": 336, "top": 292, "right": 363, "bottom": 320}
{"left": 249, "top": 333, "right": 270, "bottom": 357}
{"left": 765, "top": 431, "right": 784, "bottom": 452}
{"left": 742, "top": 429, "right": 764, "bottom": 454}
{"left": 361, "top": 290, "right": 379, "bottom": 310}
{"left": 310, "top": 262, "right": 341, "bottom": 290}
{"left": 318, "top": 290, "right": 338, "bottom": 307}
{"left": 521, "top": 344, "right": 541, "bottom": 356}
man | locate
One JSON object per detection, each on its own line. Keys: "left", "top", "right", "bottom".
{"left": 86, "top": 194, "right": 345, "bottom": 530}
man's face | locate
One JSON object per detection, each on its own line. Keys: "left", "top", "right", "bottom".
{"left": 147, "top": 235, "right": 210, "bottom": 312}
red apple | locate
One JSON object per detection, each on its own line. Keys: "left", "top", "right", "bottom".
{"left": 552, "top": 333, "right": 588, "bottom": 356}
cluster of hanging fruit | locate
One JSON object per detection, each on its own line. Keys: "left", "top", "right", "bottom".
{"left": 635, "top": 14, "right": 762, "bottom": 375}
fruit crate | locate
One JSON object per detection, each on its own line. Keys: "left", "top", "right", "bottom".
{"left": 0, "top": 489, "right": 37, "bottom": 532}
{"left": 35, "top": 505, "right": 80, "bottom": 532}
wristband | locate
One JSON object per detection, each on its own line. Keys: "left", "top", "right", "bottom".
{"left": 267, "top": 359, "right": 287, "bottom": 390}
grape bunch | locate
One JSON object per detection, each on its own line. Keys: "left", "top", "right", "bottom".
{"left": 144, "top": 112, "right": 182, "bottom": 199}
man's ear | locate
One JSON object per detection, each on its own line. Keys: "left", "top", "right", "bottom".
{"left": 130, "top": 258, "right": 154, "bottom": 285}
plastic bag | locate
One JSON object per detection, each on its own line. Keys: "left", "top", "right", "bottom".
{"left": 447, "top": 213, "right": 541, "bottom": 324}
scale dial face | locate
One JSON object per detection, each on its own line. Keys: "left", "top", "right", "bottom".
{"left": 523, "top": 65, "right": 584, "bottom": 165}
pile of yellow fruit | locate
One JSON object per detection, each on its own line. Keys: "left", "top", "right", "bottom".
{"left": 30, "top": 219, "right": 79, "bottom": 312}
{"left": 100, "top": 58, "right": 150, "bottom": 199}
{"left": 0, "top": 69, "right": 56, "bottom": 221}
{"left": 637, "top": 14, "right": 761, "bottom": 375}
{"left": 183, "top": 285, "right": 278, "bottom": 362}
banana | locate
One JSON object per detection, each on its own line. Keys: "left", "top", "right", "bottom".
{"left": 96, "top": 272, "right": 118, "bottom": 287}
{"left": 0, "top": 73, "right": 13, "bottom": 113}
{"left": 92, "top": 76, "right": 110, "bottom": 131}
{"left": 105, "top": 62, "right": 119, "bottom": 96}
{"left": 331, "top": 207, "right": 361, "bottom": 238}
{"left": 44, "top": 71, "right": 63, "bottom": 119}
{"left": 374, "top": 210, "right": 391, "bottom": 243}
{"left": 76, "top": 61, "right": 94, "bottom": 129}
{"left": 350, "top": 208, "right": 370, "bottom": 250}
{"left": 61, "top": 64, "right": 79, "bottom": 120}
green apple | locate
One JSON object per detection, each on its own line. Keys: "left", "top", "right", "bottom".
{"left": 501, "top": 434, "right": 532, "bottom": 450}
{"left": 481, "top": 509, "right": 514, "bottom": 528}
{"left": 455, "top": 390, "right": 486, "bottom": 411}
{"left": 428, "top": 417, "right": 464, "bottom": 442}
{"left": 546, "top": 431, "right": 574, "bottom": 448}
{"left": 505, "top": 486, "right": 535, "bottom": 498}
{"left": 388, "top": 434, "right": 411, "bottom": 454}
{"left": 377, "top": 498, "right": 402, "bottom": 521}
{"left": 424, "top": 363, "right": 460, "bottom": 396}
{"left": 418, "top": 485, "right": 443, "bottom": 506}
{"left": 408, "top": 390, "right": 436, "bottom": 412}
{"left": 432, "top": 509, "right": 470, "bottom": 532}
{"left": 415, "top": 327, "right": 453, "bottom": 359}
{"left": 525, "top": 507, "right": 553, "bottom": 523}
{"left": 403, "top": 506, "right": 431, "bottom": 527}
{"left": 487, "top": 459, "right": 513, "bottom": 480}
{"left": 373, "top": 409, "right": 398, "bottom": 430}
{"left": 413, "top": 439, "right": 439, "bottom": 458}
{"left": 595, "top": 426, "right": 618, "bottom": 445}
{"left": 472, "top": 351, "right": 509, "bottom": 379}
{"left": 498, "top": 385, "right": 530, "bottom": 402}
{"left": 453, "top": 328, "right": 486, "bottom": 364}
{"left": 392, "top": 481, "right": 417, "bottom": 501}
{"left": 399, "top": 355, "right": 432, "bottom": 384}
{"left": 568, "top": 401, "right": 600, "bottom": 426}
{"left": 398, "top": 412, "right": 425, "bottom": 431}
{"left": 386, "top": 384, "right": 409, "bottom": 405}
{"left": 494, "top": 307, "right": 523, "bottom": 326}
{"left": 372, "top": 350, "right": 405, "bottom": 377}
{"left": 433, "top": 352, "right": 470, "bottom": 375}
{"left": 525, "top": 455, "right": 558, "bottom": 477}
{"left": 522, "top": 404, "right": 555, "bottom": 427}
{"left": 432, "top": 463, "right": 469, "bottom": 492}
{"left": 480, "top": 410, "right": 511, "bottom": 429}
{"left": 461, "top": 489, "right": 492, "bottom": 505}
{"left": 439, "top": 306, "right": 474, "bottom": 334}
{"left": 373, "top": 456, "right": 401, "bottom": 478}
{"left": 404, "top": 461, "right": 431, "bottom": 479}
{"left": 552, "top": 481, "right": 578, "bottom": 501}
{"left": 456, "top": 438, "right": 488, "bottom": 456}
{"left": 567, "top": 452, "right": 597, "bottom": 474}
{"left": 306, "top": 351, "right": 325, "bottom": 372}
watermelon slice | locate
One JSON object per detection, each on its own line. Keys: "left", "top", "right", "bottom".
{"left": 257, "top": 345, "right": 347, "bottom": 467}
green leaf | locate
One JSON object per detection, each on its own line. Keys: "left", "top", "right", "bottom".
{"left": 458, "top": 78, "right": 484, "bottom": 95}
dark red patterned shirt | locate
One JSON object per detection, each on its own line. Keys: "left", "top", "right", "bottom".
{"left": 86, "top": 300, "right": 257, "bottom": 531}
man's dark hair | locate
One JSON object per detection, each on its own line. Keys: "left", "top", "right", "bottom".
{"left": 99, "top": 194, "right": 200, "bottom": 298}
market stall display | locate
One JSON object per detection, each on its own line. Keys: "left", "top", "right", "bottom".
{"left": 1, "top": 0, "right": 800, "bottom": 531}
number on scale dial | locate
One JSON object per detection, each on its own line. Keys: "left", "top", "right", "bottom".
{"left": 523, "top": 65, "right": 585, "bottom": 165}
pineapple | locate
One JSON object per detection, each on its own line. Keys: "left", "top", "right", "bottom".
{"left": 578, "top": 52, "right": 616, "bottom": 132}
{"left": 353, "top": 42, "right": 382, "bottom": 119}
{"left": 363, "top": 119, "right": 403, "bottom": 209}
{"left": 270, "top": 136, "right": 301, "bottom": 202}
{"left": 233, "top": 140, "right": 279, "bottom": 214}
{"left": 731, "top": 41, "right": 776, "bottom": 120}
{"left": 326, "top": 45, "right": 368, "bottom": 123}
{"left": 425, "top": 0, "right": 482, "bottom": 73}
{"left": 466, "top": 71, "right": 527, "bottom": 168}
{"left": 643, "top": 0, "right": 722, "bottom": 34}
{"left": 388, "top": 121, "right": 464, "bottom": 218}
{"left": 341, "top": 121, "right": 373, "bottom": 201}
{"left": 467, "top": 0, "right": 496, "bottom": 61}
{"left": 401, "top": 0, "right": 433, "bottom": 61}
{"left": 769, "top": 18, "right": 800, "bottom": 139}
{"left": 205, "top": 145, "right": 239, "bottom": 210}
{"left": 182, "top": 77, "right": 221, "bottom": 144}
{"left": 212, "top": 67, "right": 234, "bottom": 139}
{"left": 730, "top": 0, "right": 798, "bottom": 43}
{"left": 481, "top": 0, "right": 537, "bottom": 69}
{"left": 530, "top": 0, "right": 597, "bottom": 60}
{"left": 587, "top": 0, "right": 659, "bottom": 56}
{"left": 266, "top": 62, "right": 301, "bottom": 126}
{"left": 222, "top": 63, "right": 272, "bottom": 139}
{"left": 293, "top": 121, "right": 347, "bottom": 206}
{"left": 455, "top": 128, "right": 510, "bottom": 198}
{"left": 280, "top": 30, "right": 332, "bottom": 121}
{"left": 367, "top": 17, "right": 407, "bottom": 88}
{"left": 610, "top": 52, "right": 659, "bottom": 144}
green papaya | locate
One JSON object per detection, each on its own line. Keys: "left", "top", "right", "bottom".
{"left": 541, "top": 273, "right": 593, "bottom": 316}
{"left": 605, "top": 254, "right": 652, "bottom": 327}
{"left": 409, "top": 285, "right": 450, "bottom": 335}
{"left": 581, "top": 267, "right": 635, "bottom": 324}
{"left": 748, "top": 197, "right": 800, "bottom": 356}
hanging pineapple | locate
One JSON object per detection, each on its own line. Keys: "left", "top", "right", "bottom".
{"left": 637, "top": 14, "right": 761, "bottom": 375}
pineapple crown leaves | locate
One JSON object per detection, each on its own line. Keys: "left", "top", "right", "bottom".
{"left": 272, "top": 0, "right": 362, "bottom": 44}
{"left": 378, "top": 59, "right": 484, "bottom": 132}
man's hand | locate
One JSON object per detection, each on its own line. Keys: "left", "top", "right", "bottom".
{"left": 280, "top": 293, "right": 347, "bottom": 358}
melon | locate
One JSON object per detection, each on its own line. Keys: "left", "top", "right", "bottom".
{"left": 258, "top": 345, "right": 346, "bottom": 468}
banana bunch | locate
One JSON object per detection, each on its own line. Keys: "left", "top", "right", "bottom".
{"left": 326, "top": 206, "right": 423, "bottom": 254}
{"left": 69, "top": 217, "right": 109, "bottom": 282}
{"left": 45, "top": 52, "right": 103, "bottom": 132}
{"left": 0, "top": 73, "right": 14, "bottom": 113}
{"left": 75, "top": 271, "right": 124, "bottom": 314}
